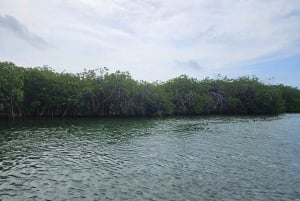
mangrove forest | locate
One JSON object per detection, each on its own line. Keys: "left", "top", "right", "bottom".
{"left": 0, "top": 61, "right": 300, "bottom": 118}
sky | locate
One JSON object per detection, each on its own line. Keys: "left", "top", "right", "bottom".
{"left": 0, "top": 0, "right": 300, "bottom": 87}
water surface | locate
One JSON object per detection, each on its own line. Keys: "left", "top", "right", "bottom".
{"left": 0, "top": 114, "right": 300, "bottom": 200}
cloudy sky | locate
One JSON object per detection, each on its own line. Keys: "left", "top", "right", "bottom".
{"left": 0, "top": 0, "right": 300, "bottom": 86}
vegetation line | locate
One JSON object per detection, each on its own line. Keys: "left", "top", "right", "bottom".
{"left": 1, "top": 61, "right": 300, "bottom": 119}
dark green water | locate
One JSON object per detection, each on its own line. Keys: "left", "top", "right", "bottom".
{"left": 0, "top": 114, "right": 299, "bottom": 201}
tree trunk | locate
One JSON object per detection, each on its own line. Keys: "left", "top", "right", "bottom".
{"left": 10, "top": 99, "right": 15, "bottom": 119}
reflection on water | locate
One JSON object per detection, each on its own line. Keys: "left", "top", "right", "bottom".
{"left": 0, "top": 115, "right": 300, "bottom": 200}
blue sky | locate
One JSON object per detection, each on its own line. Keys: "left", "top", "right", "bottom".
{"left": 0, "top": 0, "right": 300, "bottom": 87}
{"left": 241, "top": 55, "right": 300, "bottom": 87}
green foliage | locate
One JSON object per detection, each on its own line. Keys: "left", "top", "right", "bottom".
{"left": 278, "top": 85, "right": 300, "bottom": 112}
{"left": 0, "top": 62, "right": 24, "bottom": 118}
{"left": 0, "top": 61, "right": 299, "bottom": 118}
{"left": 162, "top": 75, "right": 205, "bottom": 115}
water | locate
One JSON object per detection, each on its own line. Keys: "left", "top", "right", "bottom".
{"left": 0, "top": 114, "right": 299, "bottom": 201}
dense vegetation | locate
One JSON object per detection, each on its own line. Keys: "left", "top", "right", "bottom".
{"left": 1, "top": 61, "right": 300, "bottom": 118}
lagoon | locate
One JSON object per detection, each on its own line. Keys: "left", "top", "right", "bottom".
{"left": 0, "top": 114, "right": 300, "bottom": 200}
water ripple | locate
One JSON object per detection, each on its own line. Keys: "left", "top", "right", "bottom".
{"left": 0, "top": 115, "right": 299, "bottom": 200}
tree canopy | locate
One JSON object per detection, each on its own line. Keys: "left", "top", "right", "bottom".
{"left": 0, "top": 61, "right": 299, "bottom": 118}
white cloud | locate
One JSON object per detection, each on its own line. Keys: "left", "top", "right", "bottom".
{"left": 0, "top": 0, "right": 299, "bottom": 82}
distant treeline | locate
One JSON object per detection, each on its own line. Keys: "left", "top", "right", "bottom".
{"left": 1, "top": 61, "right": 300, "bottom": 118}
